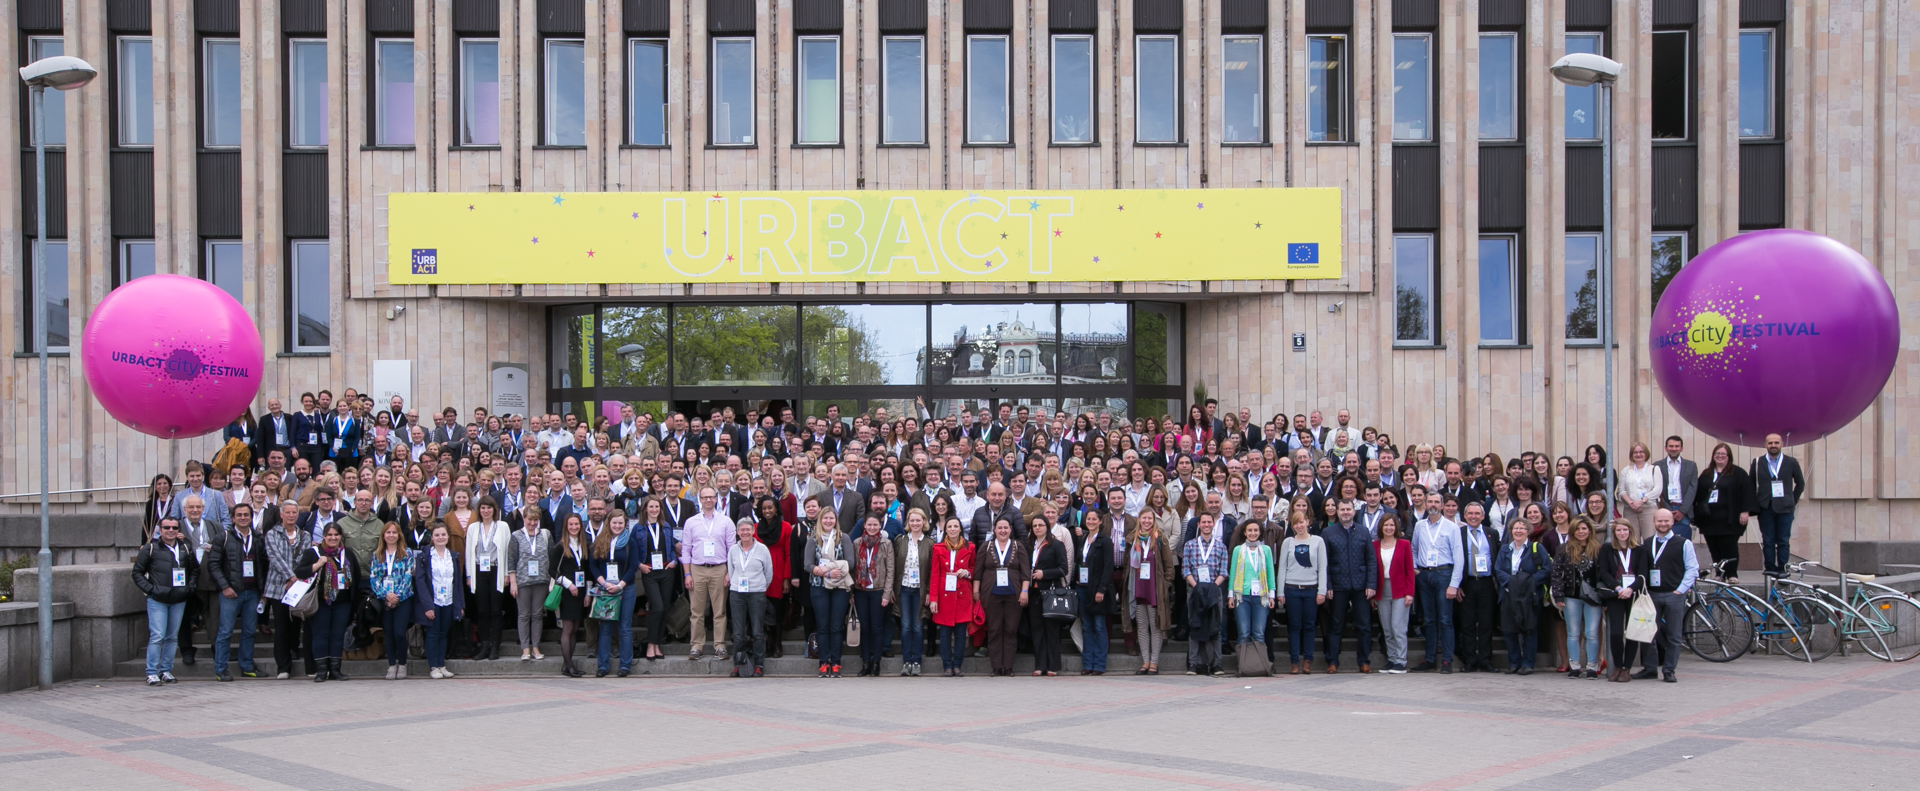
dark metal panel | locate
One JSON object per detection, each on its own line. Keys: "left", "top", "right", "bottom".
{"left": 1651, "top": 144, "right": 1697, "bottom": 229}
{"left": 1304, "top": 0, "right": 1352, "bottom": 30}
{"left": 19, "top": 0, "right": 62, "bottom": 30}
{"left": 1739, "top": 142, "right": 1785, "bottom": 229}
{"left": 1742, "top": 0, "right": 1786, "bottom": 25}
{"left": 282, "top": 153, "right": 330, "bottom": 238}
{"left": 539, "top": 0, "right": 586, "bottom": 34}
{"left": 107, "top": 0, "right": 152, "bottom": 32}
{"left": 1392, "top": 145, "right": 1440, "bottom": 231}
{"left": 1479, "top": 0, "right": 1524, "bottom": 29}
{"left": 455, "top": 0, "right": 501, "bottom": 34}
{"left": 794, "top": 0, "right": 843, "bottom": 32}
{"left": 195, "top": 0, "right": 240, "bottom": 34}
{"left": 1051, "top": 0, "right": 1099, "bottom": 32}
{"left": 1133, "top": 0, "right": 1182, "bottom": 31}
{"left": 1653, "top": 0, "right": 1695, "bottom": 28}
{"left": 1566, "top": 0, "right": 1611, "bottom": 29}
{"left": 622, "top": 0, "right": 668, "bottom": 34}
{"left": 709, "top": 0, "right": 756, "bottom": 33}
{"left": 20, "top": 151, "right": 67, "bottom": 238}
{"left": 197, "top": 151, "right": 242, "bottom": 237}
{"left": 1478, "top": 145, "right": 1526, "bottom": 230}
{"left": 110, "top": 151, "right": 155, "bottom": 237}
{"left": 879, "top": 0, "right": 928, "bottom": 32}
{"left": 1220, "top": 0, "right": 1268, "bottom": 32}
{"left": 367, "top": 0, "right": 414, "bottom": 34}
{"left": 964, "top": 0, "right": 1014, "bottom": 31}
{"left": 282, "top": 0, "right": 326, "bottom": 34}
{"left": 1393, "top": 0, "right": 1438, "bottom": 30}
{"left": 1565, "top": 145, "right": 1604, "bottom": 230}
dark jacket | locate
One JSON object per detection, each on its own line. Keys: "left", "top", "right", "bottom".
{"left": 968, "top": 502, "right": 1026, "bottom": 546}
{"left": 293, "top": 546, "right": 368, "bottom": 604}
{"left": 206, "top": 527, "right": 270, "bottom": 592}
{"left": 131, "top": 539, "right": 200, "bottom": 604}
{"left": 1071, "top": 528, "right": 1116, "bottom": 616}
{"left": 1320, "top": 520, "right": 1379, "bottom": 592}
{"left": 631, "top": 522, "right": 679, "bottom": 572}
{"left": 256, "top": 411, "right": 296, "bottom": 458}
{"left": 411, "top": 548, "right": 467, "bottom": 621}
{"left": 1493, "top": 540, "right": 1553, "bottom": 601}
{"left": 1748, "top": 453, "right": 1805, "bottom": 514}
{"left": 1596, "top": 543, "right": 1650, "bottom": 602}
{"left": 291, "top": 411, "right": 328, "bottom": 453}
{"left": 1693, "top": 465, "right": 1753, "bottom": 535}
{"left": 592, "top": 533, "right": 644, "bottom": 587}
{"left": 1027, "top": 537, "right": 1070, "bottom": 591}
{"left": 810, "top": 487, "right": 868, "bottom": 535}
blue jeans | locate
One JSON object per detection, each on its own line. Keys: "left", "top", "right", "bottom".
{"left": 310, "top": 598, "right": 353, "bottom": 660}
{"left": 1079, "top": 586, "right": 1110, "bottom": 671}
{"left": 145, "top": 598, "right": 186, "bottom": 676}
{"left": 1284, "top": 587, "right": 1318, "bottom": 663}
{"left": 938, "top": 623, "right": 969, "bottom": 670}
{"left": 810, "top": 586, "right": 851, "bottom": 665}
{"left": 423, "top": 604, "right": 455, "bottom": 667}
{"left": 213, "top": 589, "right": 260, "bottom": 674}
{"left": 596, "top": 585, "right": 637, "bottom": 673}
{"left": 1758, "top": 511, "right": 1794, "bottom": 574}
{"left": 1563, "top": 598, "right": 1602, "bottom": 666}
{"left": 897, "top": 587, "right": 925, "bottom": 663}
{"left": 1416, "top": 568, "right": 1456, "bottom": 664}
{"left": 853, "top": 589, "right": 889, "bottom": 664}
{"left": 381, "top": 600, "right": 412, "bottom": 666}
{"left": 1503, "top": 628, "right": 1538, "bottom": 669}
{"left": 1233, "top": 596, "right": 1269, "bottom": 646}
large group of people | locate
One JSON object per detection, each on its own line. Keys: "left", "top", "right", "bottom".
{"left": 130, "top": 390, "right": 1809, "bottom": 686}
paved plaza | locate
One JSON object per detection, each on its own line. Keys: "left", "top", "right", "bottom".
{"left": 2, "top": 653, "right": 1916, "bottom": 790}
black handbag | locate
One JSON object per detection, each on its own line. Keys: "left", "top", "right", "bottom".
{"left": 1041, "top": 586, "right": 1077, "bottom": 622}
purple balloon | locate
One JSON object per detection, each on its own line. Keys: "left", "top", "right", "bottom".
{"left": 1651, "top": 229, "right": 1899, "bottom": 447}
{"left": 81, "top": 274, "right": 265, "bottom": 439}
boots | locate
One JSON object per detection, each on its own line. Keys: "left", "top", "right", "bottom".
{"left": 490, "top": 641, "right": 501, "bottom": 661}
{"left": 330, "top": 658, "right": 350, "bottom": 681}
{"left": 314, "top": 660, "right": 328, "bottom": 682}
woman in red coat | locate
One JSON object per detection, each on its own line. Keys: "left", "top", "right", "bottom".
{"left": 1372, "top": 515, "right": 1417, "bottom": 673}
{"left": 929, "top": 517, "right": 976, "bottom": 677}
{"left": 752, "top": 496, "right": 797, "bottom": 658}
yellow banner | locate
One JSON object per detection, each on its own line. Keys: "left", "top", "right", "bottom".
{"left": 388, "top": 188, "right": 1341, "bottom": 284}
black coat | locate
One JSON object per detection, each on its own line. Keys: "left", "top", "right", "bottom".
{"left": 1693, "top": 465, "right": 1753, "bottom": 536}
{"left": 131, "top": 540, "right": 201, "bottom": 604}
{"left": 1028, "top": 538, "right": 1070, "bottom": 590}
{"left": 206, "top": 527, "right": 270, "bottom": 592}
{"left": 1595, "top": 543, "right": 1650, "bottom": 604}
{"left": 1071, "top": 529, "right": 1116, "bottom": 616}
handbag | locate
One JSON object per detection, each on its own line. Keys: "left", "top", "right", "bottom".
{"left": 543, "top": 582, "right": 565, "bottom": 612}
{"left": 1625, "top": 592, "right": 1659, "bottom": 643}
{"left": 845, "top": 609, "right": 862, "bottom": 647}
{"left": 1041, "top": 587, "right": 1078, "bottom": 622}
{"left": 589, "top": 591, "right": 622, "bottom": 621}
{"left": 286, "top": 578, "right": 321, "bottom": 619}
{"left": 1578, "top": 578, "right": 1608, "bottom": 607}
{"left": 1236, "top": 642, "right": 1272, "bottom": 677}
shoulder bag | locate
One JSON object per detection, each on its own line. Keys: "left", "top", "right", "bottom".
{"left": 286, "top": 577, "right": 321, "bottom": 619}
{"left": 1041, "top": 586, "right": 1078, "bottom": 622}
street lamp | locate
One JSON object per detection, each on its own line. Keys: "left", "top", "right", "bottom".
{"left": 1551, "top": 52, "right": 1623, "bottom": 522}
{"left": 19, "top": 54, "right": 96, "bottom": 691}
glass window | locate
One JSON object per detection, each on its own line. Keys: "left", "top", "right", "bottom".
{"left": 1651, "top": 31, "right": 1689, "bottom": 140}
{"left": 287, "top": 39, "right": 328, "bottom": 148}
{"left": 203, "top": 38, "right": 242, "bottom": 147}
{"left": 1059, "top": 303, "right": 1129, "bottom": 384}
{"left": 461, "top": 39, "right": 502, "bottom": 145}
{"left": 600, "top": 306, "right": 669, "bottom": 387}
{"left": 24, "top": 241, "right": 69, "bottom": 352}
{"left": 628, "top": 39, "right": 667, "bottom": 146}
{"left": 1221, "top": 36, "right": 1263, "bottom": 144}
{"left": 711, "top": 37, "right": 755, "bottom": 145}
{"left": 1651, "top": 233, "right": 1688, "bottom": 315}
{"left": 118, "top": 37, "right": 155, "bottom": 147}
{"left": 1564, "top": 233, "right": 1601, "bottom": 342}
{"left": 967, "top": 35, "right": 1010, "bottom": 144}
{"left": 118, "top": 239, "right": 155, "bottom": 287}
{"left": 802, "top": 304, "right": 928, "bottom": 386}
{"left": 1477, "top": 235, "right": 1518, "bottom": 344}
{"left": 551, "top": 306, "right": 594, "bottom": 390}
{"left": 1393, "top": 234, "right": 1435, "bottom": 345}
{"left": 931, "top": 303, "right": 1054, "bottom": 385}
{"left": 374, "top": 39, "right": 415, "bottom": 146}
{"left": 1479, "top": 33, "right": 1518, "bottom": 141}
{"left": 881, "top": 37, "right": 925, "bottom": 144}
{"left": 1307, "top": 35, "right": 1347, "bottom": 142}
{"left": 1052, "top": 35, "right": 1094, "bottom": 144}
{"left": 1739, "top": 29, "right": 1774, "bottom": 139}
{"left": 1392, "top": 34, "right": 1432, "bottom": 142}
{"left": 1564, "top": 33, "right": 1602, "bottom": 141}
{"left": 673, "top": 305, "right": 796, "bottom": 386}
{"left": 797, "top": 36, "right": 840, "bottom": 144}
{"left": 545, "top": 39, "right": 586, "bottom": 145}
{"left": 204, "top": 240, "right": 243, "bottom": 302}
{"left": 28, "top": 38, "right": 66, "bottom": 146}
{"left": 1134, "top": 302, "right": 1181, "bottom": 386}
{"left": 1135, "top": 35, "right": 1179, "bottom": 144}
{"left": 291, "top": 241, "right": 331, "bottom": 351}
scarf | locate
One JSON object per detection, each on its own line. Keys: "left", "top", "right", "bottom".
{"left": 319, "top": 544, "right": 347, "bottom": 604}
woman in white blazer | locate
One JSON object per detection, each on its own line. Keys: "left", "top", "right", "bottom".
{"left": 463, "top": 496, "right": 514, "bottom": 661}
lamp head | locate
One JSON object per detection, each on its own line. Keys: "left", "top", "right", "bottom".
{"left": 1549, "top": 53, "right": 1623, "bottom": 88}
{"left": 20, "top": 56, "right": 98, "bottom": 91}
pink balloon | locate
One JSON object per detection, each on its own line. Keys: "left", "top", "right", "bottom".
{"left": 81, "top": 274, "right": 265, "bottom": 439}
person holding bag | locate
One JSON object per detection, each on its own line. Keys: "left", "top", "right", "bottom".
{"left": 505, "top": 506, "right": 551, "bottom": 661}
{"left": 366, "top": 523, "right": 415, "bottom": 679}
{"left": 591, "top": 511, "right": 641, "bottom": 677}
{"left": 264, "top": 500, "right": 315, "bottom": 679}
{"left": 293, "top": 524, "right": 366, "bottom": 681}
{"left": 1551, "top": 520, "right": 1604, "bottom": 679}
{"left": 1227, "top": 520, "right": 1276, "bottom": 676}
{"left": 806, "top": 511, "right": 857, "bottom": 677}
{"left": 851, "top": 514, "right": 897, "bottom": 676}
{"left": 549, "top": 513, "right": 592, "bottom": 676}
{"left": 1494, "top": 521, "right": 1552, "bottom": 675}
{"left": 412, "top": 524, "right": 466, "bottom": 679}
{"left": 1073, "top": 509, "right": 1116, "bottom": 675}
{"left": 1598, "top": 520, "right": 1649, "bottom": 682}
{"left": 1024, "top": 517, "right": 1070, "bottom": 676}
{"left": 929, "top": 517, "right": 976, "bottom": 676}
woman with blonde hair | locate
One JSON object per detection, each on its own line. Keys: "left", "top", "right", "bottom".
{"left": 1552, "top": 518, "right": 1605, "bottom": 679}
{"left": 1124, "top": 507, "right": 1175, "bottom": 675}
{"left": 1598, "top": 520, "right": 1648, "bottom": 682}
{"left": 1616, "top": 441, "right": 1659, "bottom": 539}
{"left": 805, "top": 510, "right": 858, "bottom": 677}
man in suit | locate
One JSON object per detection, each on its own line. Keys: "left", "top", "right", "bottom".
{"left": 1203, "top": 398, "right": 1226, "bottom": 438}
{"left": 1653, "top": 435, "right": 1700, "bottom": 540}
{"left": 386, "top": 395, "right": 409, "bottom": 432}
{"left": 255, "top": 398, "right": 294, "bottom": 471}
{"left": 323, "top": 400, "right": 363, "bottom": 470}
{"left": 291, "top": 392, "right": 328, "bottom": 471}
{"left": 1238, "top": 407, "right": 1264, "bottom": 451}
{"left": 432, "top": 407, "right": 467, "bottom": 461}
{"left": 809, "top": 464, "right": 866, "bottom": 533}
{"left": 1453, "top": 500, "right": 1503, "bottom": 673}
{"left": 610, "top": 403, "right": 642, "bottom": 447}
{"left": 657, "top": 475, "right": 697, "bottom": 529}
{"left": 1748, "top": 433, "right": 1805, "bottom": 576}
{"left": 537, "top": 470, "right": 576, "bottom": 533}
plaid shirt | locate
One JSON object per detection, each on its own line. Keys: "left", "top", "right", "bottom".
{"left": 1182, "top": 535, "right": 1228, "bottom": 582}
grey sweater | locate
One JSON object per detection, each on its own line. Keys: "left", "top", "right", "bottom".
{"left": 1278, "top": 535, "right": 1328, "bottom": 595}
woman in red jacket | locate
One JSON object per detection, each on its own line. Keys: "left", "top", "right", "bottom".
{"left": 1372, "top": 515, "right": 1416, "bottom": 674}
{"left": 929, "top": 517, "right": 976, "bottom": 677}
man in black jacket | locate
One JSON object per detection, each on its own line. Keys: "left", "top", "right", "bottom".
{"left": 207, "top": 517, "right": 269, "bottom": 681}
{"left": 1749, "top": 433, "right": 1806, "bottom": 576}
{"left": 133, "top": 518, "right": 199, "bottom": 686}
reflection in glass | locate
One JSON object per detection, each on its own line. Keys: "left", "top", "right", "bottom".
{"left": 930, "top": 304, "right": 1054, "bottom": 386}
{"left": 882, "top": 37, "right": 925, "bottom": 144}
{"left": 1738, "top": 30, "right": 1773, "bottom": 138}
{"left": 461, "top": 39, "right": 501, "bottom": 145}
{"left": 600, "top": 306, "right": 668, "bottom": 387}
{"left": 292, "top": 241, "right": 331, "bottom": 350}
{"left": 712, "top": 38, "right": 755, "bottom": 145}
{"left": 967, "top": 36, "right": 1009, "bottom": 144}
{"left": 551, "top": 308, "right": 594, "bottom": 389}
{"left": 674, "top": 305, "right": 796, "bottom": 386}
{"left": 1135, "top": 36, "right": 1179, "bottom": 143}
{"left": 1564, "top": 34, "right": 1602, "bottom": 140}
{"left": 203, "top": 39, "right": 242, "bottom": 147}
{"left": 545, "top": 39, "right": 586, "bottom": 145}
{"left": 119, "top": 240, "right": 155, "bottom": 286}
{"left": 1307, "top": 35, "right": 1346, "bottom": 142}
{"left": 1479, "top": 33, "right": 1517, "bottom": 140}
{"left": 1135, "top": 302, "right": 1180, "bottom": 385}
{"left": 118, "top": 37, "right": 155, "bottom": 146}
{"left": 1392, "top": 34, "right": 1431, "bottom": 141}
{"left": 375, "top": 39, "right": 415, "bottom": 145}
{"left": 30, "top": 38, "right": 66, "bottom": 146}
{"left": 1052, "top": 35, "right": 1093, "bottom": 143}
{"left": 1394, "top": 234, "right": 1434, "bottom": 344}
{"left": 1059, "top": 303, "right": 1129, "bottom": 383}
{"left": 1222, "top": 36, "right": 1262, "bottom": 143}
{"left": 1565, "top": 234, "right": 1601, "bottom": 341}
{"left": 1478, "top": 236, "right": 1517, "bottom": 344}
{"left": 803, "top": 305, "right": 926, "bottom": 386}
{"left": 1650, "top": 233, "right": 1687, "bottom": 316}
{"left": 629, "top": 39, "right": 667, "bottom": 145}
{"left": 205, "top": 241, "right": 244, "bottom": 303}
{"left": 798, "top": 37, "right": 840, "bottom": 144}
{"left": 31, "top": 241, "right": 69, "bottom": 351}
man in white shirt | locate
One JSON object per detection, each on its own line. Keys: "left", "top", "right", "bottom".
{"left": 952, "top": 472, "right": 987, "bottom": 526}
{"left": 1654, "top": 436, "right": 1699, "bottom": 541}
{"left": 726, "top": 520, "right": 773, "bottom": 677}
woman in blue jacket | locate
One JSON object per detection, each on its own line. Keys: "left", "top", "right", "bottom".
{"left": 591, "top": 511, "right": 643, "bottom": 677}
{"left": 412, "top": 524, "right": 467, "bottom": 679}
{"left": 631, "top": 497, "right": 679, "bottom": 662}
{"left": 1493, "top": 521, "right": 1553, "bottom": 675}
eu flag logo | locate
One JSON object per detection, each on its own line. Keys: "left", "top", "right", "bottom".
{"left": 411, "top": 249, "right": 438, "bottom": 275}
{"left": 1287, "top": 243, "right": 1319, "bottom": 265}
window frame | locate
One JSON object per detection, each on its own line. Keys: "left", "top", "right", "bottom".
{"left": 116, "top": 35, "right": 155, "bottom": 148}
{"left": 458, "top": 37, "right": 503, "bottom": 147}
{"left": 200, "top": 37, "right": 242, "bottom": 149}
{"left": 288, "top": 239, "right": 332, "bottom": 353}
{"left": 1306, "top": 34, "right": 1349, "bottom": 143}
{"left": 965, "top": 34, "right": 1012, "bottom": 145}
{"left": 1133, "top": 34, "right": 1181, "bottom": 145}
{"left": 202, "top": 239, "right": 244, "bottom": 303}
{"left": 1650, "top": 231, "right": 1690, "bottom": 319}
{"left": 708, "top": 36, "right": 757, "bottom": 147}
{"left": 794, "top": 35, "right": 843, "bottom": 146}
{"left": 27, "top": 36, "right": 66, "bottom": 148}
{"left": 285, "top": 37, "right": 329, "bottom": 149}
{"left": 1476, "top": 234, "right": 1521, "bottom": 346}
{"left": 879, "top": 35, "right": 927, "bottom": 146}
{"left": 626, "top": 37, "right": 669, "bottom": 147}
{"left": 1563, "top": 33, "right": 1605, "bottom": 142}
{"left": 22, "top": 239, "right": 70, "bottom": 353}
{"left": 1563, "top": 232, "right": 1603, "bottom": 345}
{"left": 371, "top": 37, "right": 416, "bottom": 147}
{"left": 1737, "top": 28, "right": 1775, "bottom": 140}
{"left": 1391, "top": 32, "right": 1433, "bottom": 143}
{"left": 1650, "top": 29, "right": 1690, "bottom": 142}
{"left": 1478, "top": 31, "right": 1519, "bottom": 142}
{"left": 1220, "top": 34, "right": 1265, "bottom": 145}
{"left": 116, "top": 239, "right": 156, "bottom": 288}
{"left": 1392, "top": 232, "right": 1437, "bottom": 347}
{"left": 543, "top": 37, "right": 588, "bottom": 147}
{"left": 1050, "top": 34, "right": 1096, "bottom": 145}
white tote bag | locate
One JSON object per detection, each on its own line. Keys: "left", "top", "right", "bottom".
{"left": 1625, "top": 593, "right": 1659, "bottom": 643}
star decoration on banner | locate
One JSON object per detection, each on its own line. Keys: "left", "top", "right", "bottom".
{"left": 1196, "top": 202, "right": 1205, "bottom": 209}
{"left": 531, "top": 237, "right": 540, "bottom": 244}
{"left": 1028, "top": 201, "right": 1041, "bottom": 210}
{"left": 553, "top": 195, "right": 566, "bottom": 205}
{"left": 967, "top": 192, "right": 982, "bottom": 205}
{"left": 1155, "top": 232, "right": 1162, "bottom": 238}
{"left": 1092, "top": 256, "right": 1101, "bottom": 263}
{"left": 467, "top": 204, "right": 475, "bottom": 211}
{"left": 1001, "top": 233, "right": 1008, "bottom": 239}
{"left": 1053, "top": 229, "right": 1063, "bottom": 237}
{"left": 725, "top": 254, "right": 735, "bottom": 263}
{"left": 586, "top": 250, "right": 596, "bottom": 258}
{"left": 631, "top": 212, "right": 640, "bottom": 219}
{"left": 1117, "top": 205, "right": 1125, "bottom": 211}
{"left": 1254, "top": 222, "right": 1262, "bottom": 229}
{"left": 712, "top": 193, "right": 723, "bottom": 199}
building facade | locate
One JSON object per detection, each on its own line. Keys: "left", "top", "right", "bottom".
{"left": 3, "top": 0, "right": 1916, "bottom": 565}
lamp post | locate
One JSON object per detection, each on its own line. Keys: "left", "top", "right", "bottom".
{"left": 1551, "top": 52, "right": 1624, "bottom": 523}
{"left": 19, "top": 54, "right": 96, "bottom": 691}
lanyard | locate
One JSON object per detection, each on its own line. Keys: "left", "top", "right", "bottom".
{"left": 1618, "top": 549, "right": 1633, "bottom": 574}
{"left": 1767, "top": 454, "right": 1783, "bottom": 478}
{"left": 1650, "top": 535, "right": 1671, "bottom": 565}
{"left": 1081, "top": 535, "right": 1095, "bottom": 564}
{"left": 995, "top": 540, "right": 1011, "bottom": 566}
{"left": 165, "top": 542, "right": 182, "bottom": 565}
{"left": 239, "top": 531, "right": 253, "bottom": 558}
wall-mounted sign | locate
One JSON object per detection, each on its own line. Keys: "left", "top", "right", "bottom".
{"left": 1292, "top": 333, "right": 1307, "bottom": 352}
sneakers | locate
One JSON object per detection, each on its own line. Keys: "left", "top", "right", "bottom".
{"left": 831, "top": 664, "right": 843, "bottom": 678}
{"left": 385, "top": 666, "right": 397, "bottom": 680}
{"left": 146, "top": 674, "right": 162, "bottom": 686}
{"left": 396, "top": 665, "right": 407, "bottom": 679}
{"left": 239, "top": 669, "right": 258, "bottom": 678}
{"left": 276, "top": 672, "right": 290, "bottom": 680}
{"left": 818, "top": 663, "right": 830, "bottom": 678}
{"left": 429, "top": 667, "right": 445, "bottom": 679}
{"left": 1439, "top": 661, "right": 1453, "bottom": 674}
{"left": 1383, "top": 663, "right": 1408, "bottom": 674}
{"left": 1568, "top": 667, "right": 1583, "bottom": 679}
{"left": 160, "top": 671, "right": 178, "bottom": 684}
{"left": 215, "top": 672, "right": 233, "bottom": 682}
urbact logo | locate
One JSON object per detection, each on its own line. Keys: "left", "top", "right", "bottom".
{"left": 412, "top": 248, "right": 439, "bottom": 275}
{"left": 108, "top": 347, "right": 251, "bottom": 383}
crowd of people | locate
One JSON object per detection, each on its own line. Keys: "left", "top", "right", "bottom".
{"left": 129, "top": 390, "right": 1809, "bottom": 686}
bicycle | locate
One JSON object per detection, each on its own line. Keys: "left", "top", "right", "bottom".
{"left": 1775, "top": 562, "right": 1891, "bottom": 661}
{"left": 1795, "top": 561, "right": 1920, "bottom": 662}
{"left": 1688, "top": 560, "right": 1817, "bottom": 662}
{"left": 1683, "top": 569, "right": 1754, "bottom": 662}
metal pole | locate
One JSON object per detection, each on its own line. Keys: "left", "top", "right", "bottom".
{"left": 33, "top": 84, "right": 53, "bottom": 691}
{"left": 1600, "top": 82, "right": 1616, "bottom": 524}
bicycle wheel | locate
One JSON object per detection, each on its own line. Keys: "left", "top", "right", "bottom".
{"left": 1684, "top": 598, "right": 1752, "bottom": 662}
{"left": 1782, "top": 596, "right": 1840, "bottom": 662}
{"left": 1863, "top": 595, "right": 1920, "bottom": 662}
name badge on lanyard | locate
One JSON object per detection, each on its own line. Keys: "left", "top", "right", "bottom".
{"left": 574, "top": 571, "right": 585, "bottom": 589}
{"left": 336, "top": 571, "right": 349, "bottom": 590}
{"left": 606, "top": 563, "right": 620, "bottom": 585}
{"left": 308, "top": 431, "right": 319, "bottom": 445}
{"left": 945, "top": 570, "right": 959, "bottom": 592}
{"left": 1771, "top": 481, "right": 1785, "bottom": 499}
{"left": 1473, "top": 551, "right": 1489, "bottom": 575}
{"left": 525, "top": 560, "right": 540, "bottom": 578}
{"left": 1251, "top": 577, "right": 1264, "bottom": 596}
{"left": 651, "top": 552, "right": 665, "bottom": 569}
{"left": 1138, "top": 555, "right": 1153, "bottom": 581}
{"left": 242, "top": 560, "right": 256, "bottom": 578}
{"left": 995, "top": 568, "right": 1010, "bottom": 588}
{"left": 172, "top": 567, "right": 187, "bottom": 587}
